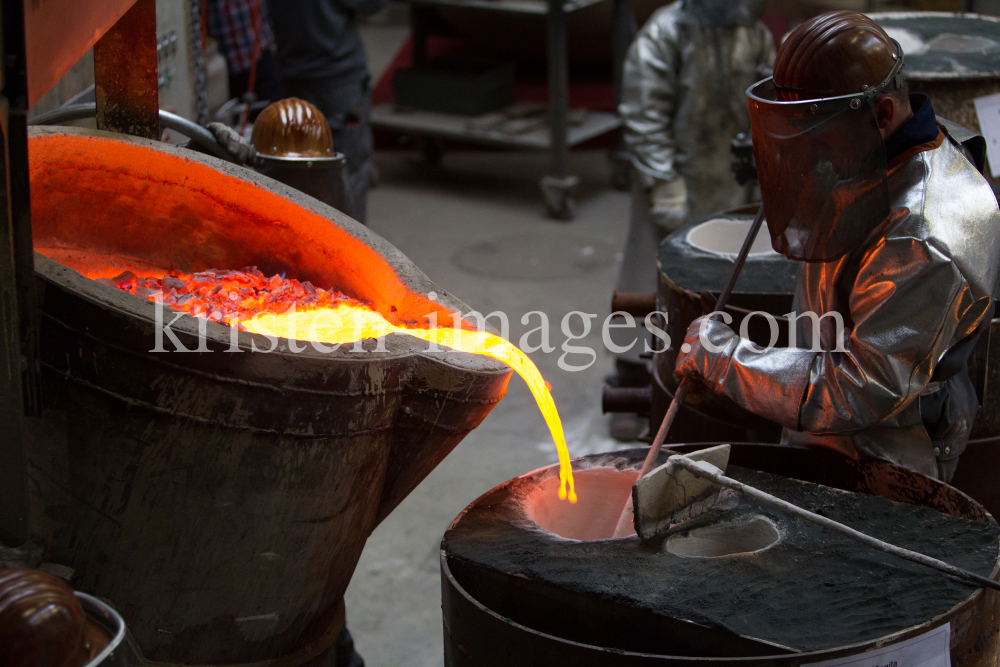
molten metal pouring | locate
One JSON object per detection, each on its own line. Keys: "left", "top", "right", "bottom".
{"left": 110, "top": 267, "right": 579, "bottom": 503}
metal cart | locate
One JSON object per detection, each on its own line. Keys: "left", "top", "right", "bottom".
{"left": 372, "top": 0, "right": 635, "bottom": 219}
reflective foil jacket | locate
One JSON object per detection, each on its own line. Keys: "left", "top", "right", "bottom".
{"left": 702, "top": 132, "right": 1000, "bottom": 478}
{"left": 619, "top": 2, "right": 774, "bottom": 217}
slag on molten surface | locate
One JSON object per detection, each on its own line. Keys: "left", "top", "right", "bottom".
{"left": 107, "top": 267, "right": 578, "bottom": 503}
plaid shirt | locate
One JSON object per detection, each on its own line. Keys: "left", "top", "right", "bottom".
{"left": 206, "top": 0, "right": 276, "bottom": 74}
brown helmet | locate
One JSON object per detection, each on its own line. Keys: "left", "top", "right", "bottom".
{"left": 251, "top": 98, "right": 334, "bottom": 158}
{"left": 774, "top": 11, "right": 901, "bottom": 100}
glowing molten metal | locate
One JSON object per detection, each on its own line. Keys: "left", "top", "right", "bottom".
{"left": 110, "top": 267, "right": 578, "bottom": 503}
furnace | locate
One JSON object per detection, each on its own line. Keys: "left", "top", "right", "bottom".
{"left": 22, "top": 125, "right": 515, "bottom": 665}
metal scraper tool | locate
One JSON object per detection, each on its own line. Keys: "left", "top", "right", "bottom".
{"left": 634, "top": 445, "right": 1000, "bottom": 593}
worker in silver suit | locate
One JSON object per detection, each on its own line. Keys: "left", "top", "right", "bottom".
{"left": 675, "top": 12, "right": 1000, "bottom": 482}
{"left": 608, "top": 0, "right": 774, "bottom": 440}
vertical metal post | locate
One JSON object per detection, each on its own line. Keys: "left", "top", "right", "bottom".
{"left": 610, "top": 0, "right": 635, "bottom": 190}
{"left": 546, "top": 0, "right": 568, "bottom": 179}
{"left": 0, "top": 0, "right": 37, "bottom": 548}
{"left": 94, "top": 0, "right": 160, "bottom": 139}
{"left": 540, "top": 0, "right": 578, "bottom": 219}
{"left": 410, "top": 4, "right": 429, "bottom": 67}
{"left": 611, "top": 0, "right": 635, "bottom": 114}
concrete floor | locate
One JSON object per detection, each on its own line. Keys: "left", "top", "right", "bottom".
{"left": 341, "top": 26, "right": 638, "bottom": 665}
{"left": 345, "top": 149, "right": 635, "bottom": 667}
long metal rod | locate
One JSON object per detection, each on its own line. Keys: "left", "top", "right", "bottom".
{"left": 613, "top": 206, "right": 766, "bottom": 537}
{"left": 673, "top": 454, "right": 1000, "bottom": 592}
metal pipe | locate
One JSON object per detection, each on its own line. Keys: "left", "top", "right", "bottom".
{"left": 30, "top": 103, "right": 234, "bottom": 162}
{"left": 610, "top": 290, "right": 656, "bottom": 317}
{"left": 602, "top": 386, "right": 652, "bottom": 415}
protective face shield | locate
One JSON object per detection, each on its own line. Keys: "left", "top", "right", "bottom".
{"left": 685, "top": 0, "right": 766, "bottom": 28}
{"left": 746, "top": 41, "right": 905, "bottom": 262}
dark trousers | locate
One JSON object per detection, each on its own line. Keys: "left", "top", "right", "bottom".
{"left": 228, "top": 49, "right": 284, "bottom": 113}
{"left": 282, "top": 75, "right": 374, "bottom": 224}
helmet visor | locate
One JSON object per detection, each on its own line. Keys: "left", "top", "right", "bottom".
{"left": 747, "top": 78, "right": 889, "bottom": 262}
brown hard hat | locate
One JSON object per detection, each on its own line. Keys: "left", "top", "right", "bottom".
{"left": 774, "top": 11, "right": 900, "bottom": 100}
{"left": 251, "top": 98, "right": 334, "bottom": 158}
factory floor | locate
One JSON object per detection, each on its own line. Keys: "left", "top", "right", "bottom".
{"left": 344, "top": 24, "right": 636, "bottom": 667}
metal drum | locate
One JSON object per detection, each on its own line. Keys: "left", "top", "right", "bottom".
{"left": 442, "top": 445, "right": 1000, "bottom": 666}
{"left": 872, "top": 12, "right": 1000, "bottom": 195}
{"left": 652, "top": 208, "right": 799, "bottom": 444}
{"left": 254, "top": 153, "right": 354, "bottom": 216}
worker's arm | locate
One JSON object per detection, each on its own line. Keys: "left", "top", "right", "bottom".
{"left": 675, "top": 236, "right": 989, "bottom": 434}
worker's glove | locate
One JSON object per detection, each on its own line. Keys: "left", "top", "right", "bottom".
{"left": 674, "top": 315, "right": 737, "bottom": 385}
{"left": 206, "top": 122, "right": 257, "bottom": 166}
{"left": 648, "top": 178, "right": 689, "bottom": 232}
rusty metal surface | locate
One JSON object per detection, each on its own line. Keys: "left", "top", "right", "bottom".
{"left": 23, "top": 0, "right": 137, "bottom": 108}
{"left": 93, "top": 0, "right": 159, "bottom": 139}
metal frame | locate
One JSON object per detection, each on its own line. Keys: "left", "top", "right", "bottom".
{"left": 380, "top": 0, "right": 633, "bottom": 219}
{"left": 0, "top": 0, "right": 37, "bottom": 549}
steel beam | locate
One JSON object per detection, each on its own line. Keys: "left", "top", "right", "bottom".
{"left": 94, "top": 0, "right": 160, "bottom": 139}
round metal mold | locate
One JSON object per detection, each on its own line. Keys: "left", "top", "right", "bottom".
{"left": 442, "top": 444, "right": 1000, "bottom": 665}
{"left": 523, "top": 467, "right": 639, "bottom": 540}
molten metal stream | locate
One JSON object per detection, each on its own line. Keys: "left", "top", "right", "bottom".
{"left": 245, "top": 308, "right": 578, "bottom": 503}
{"left": 93, "top": 265, "right": 578, "bottom": 502}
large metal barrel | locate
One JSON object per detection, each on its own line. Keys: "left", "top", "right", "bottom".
{"left": 652, "top": 208, "right": 798, "bottom": 444}
{"left": 24, "top": 126, "right": 511, "bottom": 665}
{"left": 872, "top": 12, "right": 1000, "bottom": 195}
{"left": 442, "top": 444, "right": 1000, "bottom": 666}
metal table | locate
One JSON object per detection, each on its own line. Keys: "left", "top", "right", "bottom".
{"left": 375, "top": 0, "right": 634, "bottom": 219}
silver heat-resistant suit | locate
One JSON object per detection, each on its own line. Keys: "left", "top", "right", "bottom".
{"left": 681, "top": 132, "right": 1000, "bottom": 480}
{"left": 619, "top": 0, "right": 774, "bottom": 228}
{"left": 613, "top": 1, "right": 773, "bottom": 365}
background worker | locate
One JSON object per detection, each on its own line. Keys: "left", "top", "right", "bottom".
{"left": 205, "top": 0, "right": 284, "bottom": 109}
{"left": 267, "top": 0, "right": 391, "bottom": 225}
{"left": 608, "top": 0, "right": 775, "bottom": 439}
{"left": 675, "top": 12, "right": 1000, "bottom": 482}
